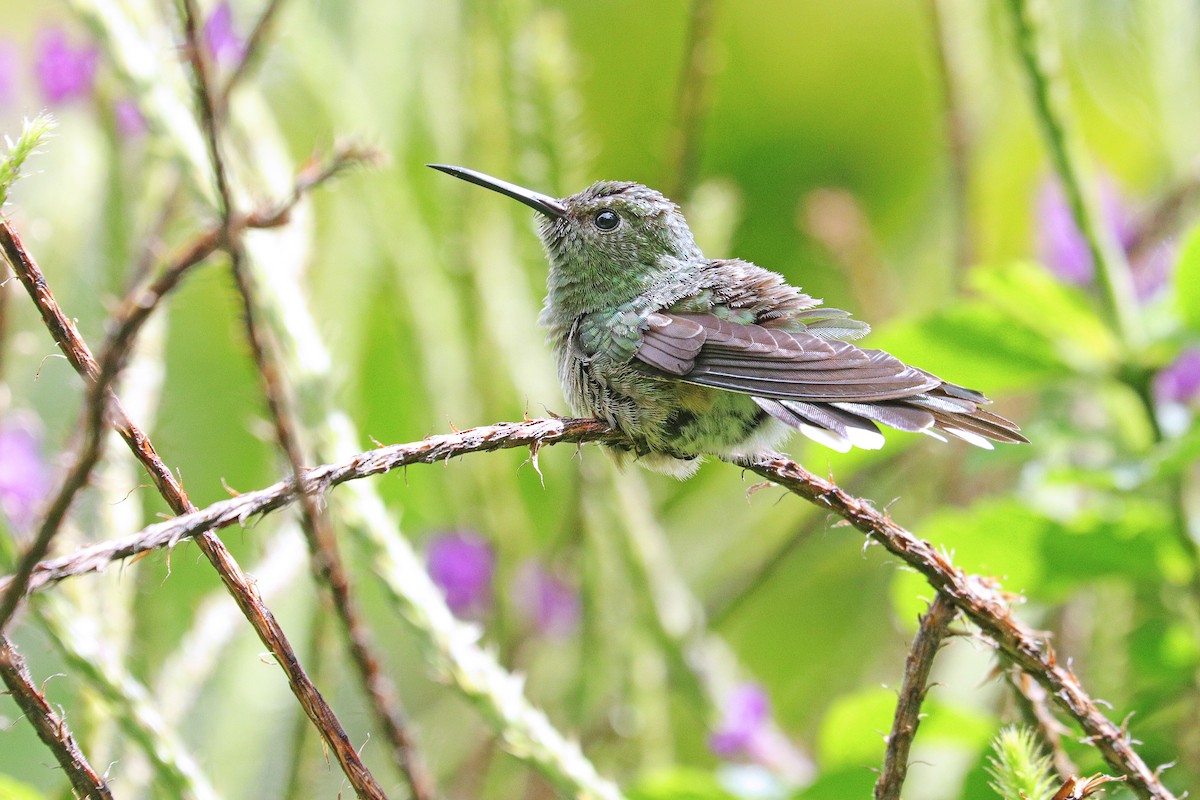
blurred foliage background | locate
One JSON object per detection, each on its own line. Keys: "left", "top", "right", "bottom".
{"left": 0, "top": 0, "right": 1198, "bottom": 798}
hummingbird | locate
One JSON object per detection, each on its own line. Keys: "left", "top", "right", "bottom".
{"left": 430, "top": 164, "right": 1027, "bottom": 477}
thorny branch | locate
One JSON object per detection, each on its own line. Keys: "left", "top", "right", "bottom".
{"left": 0, "top": 139, "right": 373, "bottom": 633}
{"left": 0, "top": 149, "right": 367, "bottom": 629}
{"left": 0, "top": 419, "right": 619, "bottom": 596}
{"left": 1010, "top": 667, "right": 1078, "bottom": 781}
{"left": 874, "top": 591, "right": 957, "bottom": 800}
{"left": 185, "top": 1, "right": 434, "bottom": 793}
{"left": 229, "top": 222, "right": 439, "bottom": 798}
{"left": 0, "top": 418, "right": 1178, "bottom": 798}
{"left": 732, "top": 451, "right": 1177, "bottom": 800}
{"left": 182, "top": 4, "right": 389, "bottom": 796}
{"left": 707, "top": 454, "right": 899, "bottom": 625}
{"left": 95, "top": 142, "right": 373, "bottom": 394}
{"left": 0, "top": 635, "right": 113, "bottom": 800}
{"left": 0, "top": 218, "right": 383, "bottom": 798}
{"left": 0, "top": 224, "right": 117, "bottom": 633}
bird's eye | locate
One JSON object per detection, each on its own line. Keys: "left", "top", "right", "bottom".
{"left": 593, "top": 209, "right": 620, "bottom": 231}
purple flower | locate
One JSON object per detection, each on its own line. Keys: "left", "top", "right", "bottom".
{"left": 709, "top": 683, "right": 772, "bottom": 760}
{"left": 1155, "top": 348, "right": 1200, "bottom": 407}
{"left": 0, "top": 419, "right": 50, "bottom": 532}
{"left": 204, "top": 2, "right": 246, "bottom": 68}
{"left": 426, "top": 532, "right": 495, "bottom": 616}
{"left": 513, "top": 561, "right": 581, "bottom": 638}
{"left": 709, "top": 683, "right": 815, "bottom": 783}
{"left": 1037, "top": 180, "right": 1104, "bottom": 286}
{"left": 34, "top": 27, "right": 99, "bottom": 104}
{"left": 114, "top": 98, "right": 147, "bottom": 138}
{"left": 0, "top": 39, "right": 19, "bottom": 107}
{"left": 1035, "top": 176, "right": 1174, "bottom": 301}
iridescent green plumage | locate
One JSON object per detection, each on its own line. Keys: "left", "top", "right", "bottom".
{"left": 430, "top": 165, "right": 1027, "bottom": 477}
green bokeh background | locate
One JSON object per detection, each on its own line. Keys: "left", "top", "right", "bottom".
{"left": 0, "top": 1, "right": 1197, "bottom": 799}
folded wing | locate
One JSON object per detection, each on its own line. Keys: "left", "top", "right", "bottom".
{"left": 634, "top": 312, "right": 1027, "bottom": 452}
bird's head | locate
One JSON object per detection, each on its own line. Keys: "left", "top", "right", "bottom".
{"left": 429, "top": 165, "right": 701, "bottom": 312}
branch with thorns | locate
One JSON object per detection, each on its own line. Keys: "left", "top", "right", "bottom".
{"left": 731, "top": 452, "right": 1176, "bottom": 800}
{"left": 874, "top": 591, "right": 957, "bottom": 800}
{"left": 181, "top": 0, "right": 432, "bottom": 793}
{"left": 1009, "top": 666, "right": 1079, "bottom": 781}
{"left": 0, "top": 215, "right": 385, "bottom": 798}
{"left": 0, "top": 635, "right": 113, "bottom": 800}
{"left": 0, "top": 412, "right": 1177, "bottom": 799}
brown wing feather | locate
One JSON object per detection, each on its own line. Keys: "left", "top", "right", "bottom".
{"left": 636, "top": 313, "right": 938, "bottom": 402}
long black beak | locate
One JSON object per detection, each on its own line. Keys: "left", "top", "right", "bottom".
{"left": 427, "top": 164, "right": 568, "bottom": 219}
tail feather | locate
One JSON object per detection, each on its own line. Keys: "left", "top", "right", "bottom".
{"left": 925, "top": 408, "right": 1029, "bottom": 444}
{"left": 755, "top": 398, "right": 887, "bottom": 452}
{"left": 753, "top": 380, "right": 1028, "bottom": 451}
{"left": 969, "top": 407, "right": 1026, "bottom": 433}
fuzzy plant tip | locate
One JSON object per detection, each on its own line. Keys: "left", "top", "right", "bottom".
{"left": 984, "top": 727, "right": 1123, "bottom": 800}
{"left": 987, "top": 726, "right": 1056, "bottom": 800}
{"left": 0, "top": 114, "right": 57, "bottom": 208}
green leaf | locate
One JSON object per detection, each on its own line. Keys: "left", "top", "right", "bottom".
{"left": 869, "top": 301, "right": 1068, "bottom": 394}
{"left": 628, "top": 768, "right": 738, "bottom": 800}
{"left": 969, "top": 261, "right": 1120, "bottom": 371}
{"left": 1130, "top": 616, "right": 1200, "bottom": 684}
{"left": 1038, "top": 501, "right": 1171, "bottom": 599}
{"left": 816, "top": 688, "right": 895, "bottom": 770}
{"left": 892, "top": 497, "right": 1176, "bottom": 626}
{"left": 1158, "top": 620, "right": 1200, "bottom": 670}
{"left": 1175, "top": 222, "right": 1200, "bottom": 333}
{"left": 1144, "top": 426, "right": 1200, "bottom": 482}
{"left": 870, "top": 261, "right": 1120, "bottom": 395}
